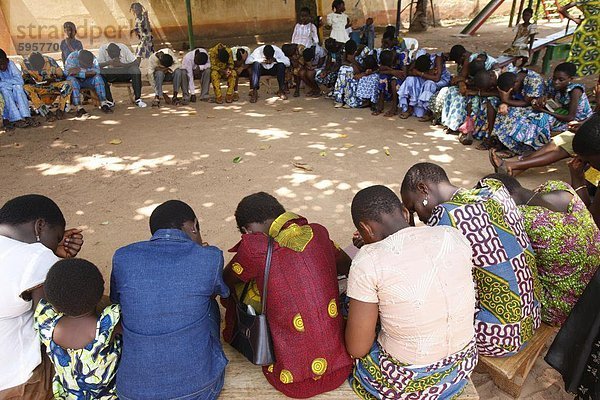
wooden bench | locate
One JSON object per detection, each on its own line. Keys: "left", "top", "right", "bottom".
{"left": 475, "top": 323, "right": 556, "bottom": 398}
{"left": 221, "top": 343, "right": 479, "bottom": 399}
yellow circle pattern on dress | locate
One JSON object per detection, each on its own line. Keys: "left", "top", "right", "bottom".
{"left": 232, "top": 262, "right": 243, "bottom": 275}
{"left": 311, "top": 358, "right": 328, "bottom": 376}
{"left": 292, "top": 313, "right": 305, "bottom": 332}
{"left": 267, "top": 364, "right": 274, "bottom": 373}
{"left": 280, "top": 369, "right": 294, "bottom": 384}
{"left": 327, "top": 299, "right": 338, "bottom": 318}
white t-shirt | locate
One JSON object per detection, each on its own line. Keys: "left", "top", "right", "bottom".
{"left": 0, "top": 236, "right": 59, "bottom": 390}
{"left": 347, "top": 226, "right": 476, "bottom": 365}
{"left": 97, "top": 43, "right": 137, "bottom": 65}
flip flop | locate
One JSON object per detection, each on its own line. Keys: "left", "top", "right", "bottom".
{"left": 398, "top": 111, "right": 411, "bottom": 119}
{"left": 459, "top": 133, "right": 473, "bottom": 146}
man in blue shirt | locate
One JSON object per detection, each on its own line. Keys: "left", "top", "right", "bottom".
{"left": 65, "top": 50, "right": 113, "bottom": 115}
{"left": 111, "top": 200, "right": 229, "bottom": 400}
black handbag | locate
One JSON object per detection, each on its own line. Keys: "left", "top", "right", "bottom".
{"left": 230, "top": 237, "right": 275, "bottom": 366}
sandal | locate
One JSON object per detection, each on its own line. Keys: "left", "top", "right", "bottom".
{"left": 226, "top": 94, "right": 233, "bottom": 103}
{"left": 489, "top": 149, "right": 513, "bottom": 175}
{"left": 233, "top": 92, "right": 239, "bottom": 102}
{"left": 398, "top": 111, "right": 411, "bottom": 119}
{"left": 459, "top": 132, "right": 474, "bottom": 146}
{"left": 293, "top": 90, "right": 300, "bottom": 98}
{"left": 101, "top": 104, "right": 113, "bottom": 113}
{"left": 249, "top": 90, "right": 258, "bottom": 103}
{"left": 446, "top": 128, "right": 459, "bottom": 136}
{"left": 215, "top": 96, "right": 224, "bottom": 104}
{"left": 151, "top": 98, "right": 160, "bottom": 108}
{"left": 14, "top": 120, "right": 29, "bottom": 129}
{"left": 418, "top": 113, "right": 433, "bottom": 122}
{"left": 26, "top": 117, "right": 40, "bottom": 127}
{"left": 76, "top": 108, "right": 89, "bottom": 117}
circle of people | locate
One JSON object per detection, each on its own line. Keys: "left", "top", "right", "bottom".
{"left": 3, "top": 0, "right": 600, "bottom": 398}
{"left": 2, "top": 114, "right": 600, "bottom": 399}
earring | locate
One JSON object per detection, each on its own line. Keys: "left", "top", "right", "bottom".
{"left": 35, "top": 234, "right": 41, "bottom": 242}
{"left": 422, "top": 198, "right": 428, "bottom": 207}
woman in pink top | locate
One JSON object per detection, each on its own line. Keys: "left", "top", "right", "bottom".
{"left": 346, "top": 185, "right": 477, "bottom": 400}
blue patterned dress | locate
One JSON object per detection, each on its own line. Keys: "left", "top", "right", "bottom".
{"left": 397, "top": 52, "right": 452, "bottom": 117}
{"left": 428, "top": 179, "right": 542, "bottom": 357}
{"left": 441, "top": 53, "right": 499, "bottom": 136}
{"left": 34, "top": 299, "right": 122, "bottom": 399}
{"left": 545, "top": 81, "right": 593, "bottom": 131}
{"left": 333, "top": 64, "right": 362, "bottom": 107}
{"left": 492, "top": 69, "right": 547, "bottom": 154}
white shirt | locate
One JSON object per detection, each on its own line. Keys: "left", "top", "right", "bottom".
{"left": 231, "top": 46, "right": 251, "bottom": 62}
{"left": 246, "top": 45, "right": 290, "bottom": 69}
{"left": 147, "top": 48, "right": 182, "bottom": 91}
{"left": 0, "top": 236, "right": 59, "bottom": 390}
{"left": 182, "top": 48, "right": 210, "bottom": 94}
{"left": 292, "top": 23, "right": 320, "bottom": 48}
{"left": 97, "top": 43, "right": 137, "bottom": 65}
{"left": 347, "top": 226, "right": 476, "bottom": 365}
{"left": 327, "top": 12, "right": 350, "bottom": 43}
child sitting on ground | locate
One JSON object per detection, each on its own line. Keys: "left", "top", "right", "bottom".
{"left": 354, "top": 55, "right": 380, "bottom": 108}
{"left": 333, "top": 40, "right": 363, "bottom": 108}
{"left": 297, "top": 46, "right": 327, "bottom": 97}
{"left": 34, "top": 258, "right": 122, "bottom": 399}
{"left": 372, "top": 49, "right": 406, "bottom": 116}
{"left": 316, "top": 38, "right": 344, "bottom": 95}
{"left": 504, "top": 8, "right": 537, "bottom": 67}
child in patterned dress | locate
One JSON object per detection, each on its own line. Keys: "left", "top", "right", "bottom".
{"left": 34, "top": 258, "right": 122, "bottom": 399}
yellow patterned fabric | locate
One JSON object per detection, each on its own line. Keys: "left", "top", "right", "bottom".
{"left": 473, "top": 267, "right": 522, "bottom": 324}
{"left": 268, "top": 212, "right": 314, "bottom": 252}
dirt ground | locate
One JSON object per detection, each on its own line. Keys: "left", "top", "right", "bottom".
{"left": 1, "top": 17, "right": 587, "bottom": 399}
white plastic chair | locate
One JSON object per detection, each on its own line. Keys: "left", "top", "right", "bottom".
{"left": 402, "top": 37, "right": 420, "bottom": 61}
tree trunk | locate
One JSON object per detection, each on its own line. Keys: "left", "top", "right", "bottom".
{"left": 409, "top": 0, "right": 428, "bottom": 32}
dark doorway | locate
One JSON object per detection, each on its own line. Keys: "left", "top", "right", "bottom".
{"left": 295, "top": 0, "right": 318, "bottom": 22}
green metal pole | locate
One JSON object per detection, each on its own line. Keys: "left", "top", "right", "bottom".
{"left": 185, "top": 0, "right": 194, "bottom": 50}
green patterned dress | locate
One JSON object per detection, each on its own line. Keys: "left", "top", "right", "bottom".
{"left": 519, "top": 181, "right": 600, "bottom": 326}
{"left": 34, "top": 299, "right": 122, "bottom": 399}
{"left": 567, "top": 0, "right": 600, "bottom": 76}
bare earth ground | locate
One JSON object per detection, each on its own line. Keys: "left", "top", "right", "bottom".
{"left": 0, "top": 17, "right": 585, "bottom": 399}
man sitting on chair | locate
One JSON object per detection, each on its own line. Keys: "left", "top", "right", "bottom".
{"left": 182, "top": 48, "right": 211, "bottom": 103}
{"left": 208, "top": 43, "right": 237, "bottom": 104}
{"left": 147, "top": 48, "right": 189, "bottom": 107}
{"left": 65, "top": 49, "right": 113, "bottom": 115}
{"left": 246, "top": 45, "right": 290, "bottom": 103}
{"left": 21, "top": 52, "right": 72, "bottom": 121}
{"left": 98, "top": 43, "right": 147, "bottom": 108}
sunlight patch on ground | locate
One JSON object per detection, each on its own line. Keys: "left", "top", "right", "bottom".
{"left": 429, "top": 154, "right": 454, "bottom": 163}
{"left": 281, "top": 172, "right": 319, "bottom": 185}
{"left": 247, "top": 127, "right": 292, "bottom": 140}
{"left": 244, "top": 112, "right": 267, "bottom": 117}
{"left": 101, "top": 120, "right": 121, "bottom": 125}
{"left": 274, "top": 186, "right": 296, "bottom": 198}
{"left": 29, "top": 154, "right": 176, "bottom": 176}
{"left": 134, "top": 203, "right": 161, "bottom": 221}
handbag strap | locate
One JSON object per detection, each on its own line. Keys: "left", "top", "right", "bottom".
{"left": 260, "top": 237, "right": 274, "bottom": 316}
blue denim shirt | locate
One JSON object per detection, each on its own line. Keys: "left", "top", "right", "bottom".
{"left": 110, "top": 229, "right": 229, "bottom": 400}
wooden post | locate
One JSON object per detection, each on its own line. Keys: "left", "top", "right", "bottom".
{"left": 509, "top": 0, "right": 518, "bottom": 26}
{"left": 185, "top": 0, "right": 194, "bottom": 50}
{"left": 395, "top": 0, "right": 402, "bottom": 34}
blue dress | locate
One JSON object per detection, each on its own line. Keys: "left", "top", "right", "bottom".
{"left": 0, "top": 60, "right": 31, "bottom": 122}
{"left": 397, "top": 52, "right": 452, "bottom": 117}
{"left": 441, "top": 53, "right": 499, "bottom": 135}
{"left": 333, "top": 64, "right": 361, "bottom": 107}
{"left": 492, "top": 69, "right": 547, "bottom": 154}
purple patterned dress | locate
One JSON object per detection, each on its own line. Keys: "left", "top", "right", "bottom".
{"left": 519, "top": 180, "right": 600, "bottom": 326}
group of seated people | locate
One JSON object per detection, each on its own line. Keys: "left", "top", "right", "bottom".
{"left": 2, "top": 114, "right": 600, "bottom": 399}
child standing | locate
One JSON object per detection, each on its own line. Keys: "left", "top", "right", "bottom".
{"left": 34, "top": 258, "right": 121, "bottom": 399}
{"left": 360, "top": 17, "right": 376, "bottom": 49}
{"left": 504, "top": 8, "right": 537, "bottom": 67}
{"left": 327, "top": 0, "right": 351, "bottom": 44}
{"left": 130, "top": 2, "right": 154, "bottom": 60}
{"left": 59, "top": 22, "right": 83, "bottom": 65}
{"left": 292, "top": 7, "right": 320, "bottom": 48}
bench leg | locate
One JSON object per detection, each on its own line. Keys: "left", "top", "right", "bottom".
{"left": 542, "top": 47, "right": 555, "bottom": 75}
{"left": 127, "top": 86, "right": 134, "bottom": 104}
{"left": 530, "top": 49, "right": 540, "bottom": 66}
